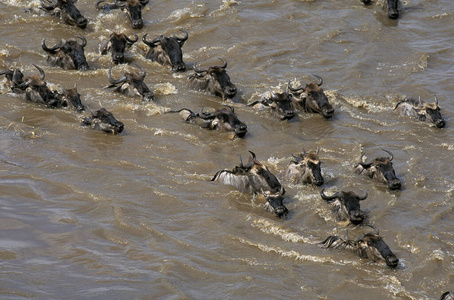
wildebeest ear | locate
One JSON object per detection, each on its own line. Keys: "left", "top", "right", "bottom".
{"left": 358, "top": 162, "right": 373, "bottom": 169}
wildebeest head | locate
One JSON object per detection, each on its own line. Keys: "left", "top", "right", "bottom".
{"left": 387, "top": 0, "right": 399, "bottom": 19}
{"left": 355, "top": 149, "right": 402, "bottom": 190}
{"left": 13, "top": 64, "right": 65, "bottom": 107}
{"left": 82, "top": 108, "right": 124, "bottom": 134}
{"left": 248, "top": 90, "right": 295, "bottom": 121}
{"left": 143, "top": 30, "right": 188, "bottom": 72}
{"left": 196, "top": 105, "right": 247, "bottom": 138}
{"left": 60, "top": 84, "right": 85, "bottom": 112}
{"left": 107, "top": 63, "right": 154, "bottom": 101}
{"left": 394, "top": 97, "right": 445, "bottom": 128}
{"left": 0, "top": 68, "right": 25, "bottom": 91}
{"left": 261, "top": 190, "right": 288, "bottom": 218}
{"left": 361, "top": 0, "right": 399, "bottom": 19}
{"left": 41, "top": 0, "right": 87, "bottom": 29}
{"left": 95, "top": 0, "right": 119, "bottom": 12}
{"left": 356, "top": 225, "right": 399, "bottom": 267}
{"left": 211, "top": 151, "right": 285, "bottom": 195}
{"left": 42, "top": 36, "right": 89, "bottom": 71}
{"left": 288, "top": 75, "right": 334, "bottom": 119}
{"left": 115, "top": 0, "right": 149, "bottom": 29}
{"left": 101, "top": 32, "right": 138, "bottom": 64}
{"left": 320, "top": 188, "right": 367, "bottom": 225}
{"left": 319, "top": 225, "right": 399, "bottom": 268}
{"left": 284, "top": 148, "right": 324, "bottom": 186}
{"left": 189, "top": 58, "right": 237, "bottom": 100}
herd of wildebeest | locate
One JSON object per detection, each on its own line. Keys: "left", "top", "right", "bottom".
{"left": 0, "top": 0, "right": 452, "bottom": 297}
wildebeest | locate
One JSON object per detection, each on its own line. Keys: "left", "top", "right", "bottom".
{"left": 0, "top": 68, "right": 25, "bottom": 92}
{"left": 95, "top": 0, "right": 119, "bottom": 12}
{"left": 81, "top": 108, "right": 124, "bottom": 134}
{"left": 115, "top": 0, "right": 149, "bottom": 29}
{"left": 142, "top": 30, "right": 188, "bottom": 72}
{"left": 248, "top": 90, "right": 295, "bottom": 121}
{"left": 100, "top": 32, "right": 138, "bottom": 64}
{"left": 354, "top": 149, "right": 402, "bottom": 190}
{"left": 107, "top": 63, "right": 154, "bottom": 101}
{"left": 211, "top": 151, "right": 285, "bottom": 196}
{"left": 288, "top": 75, "right": 334, "bottom": 119}
{"left": 40, "top": 0, "right": 88, "bottom": 29}
{"left": 261, "top": 190, "right": 289, "bottom": 218}
{"left": 42, "top": 36, "right": 89, "bottom": 70}
{"left": 320, "top": 188, "right": 368, "bottom": 225}
{"left": 174, "top": 105, "right": 247, "bottom": 138}
{"left": 283, "top": 148, "right": 324, "bottom": 186}
{"left": 58, "top": 84, "right": 85, "bottom": 112}
{"left": 1, "top": 65, "right": 65, "bottom": 108}
{"left": 394, "top": 96, "right": 445, "bottom": 128}
{"left": 319, "top": 225, "right": 399, "bottom": 268}
{"left": 361, "top": 0, "right": 399, "bottom": 19}
{"left": 188, "top": 58, "right": 237, "bottom": 100}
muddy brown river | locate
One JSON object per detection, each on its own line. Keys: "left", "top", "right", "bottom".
{"left": 0, "top": 0, "right": 453, "bottom": 299}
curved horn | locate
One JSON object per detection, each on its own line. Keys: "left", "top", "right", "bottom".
{"left": 217, "top": 58, "right": 227, "bottom": 69}
{"left": 42, "top": 39, "right": 62, "bottom": 53}
{"left": 291, "top": 154, "right": 302, "bottom": 162}
{"left": 76, "top": 36, "right": 87, "bottom": 48}
{"left": 142, "top": 33, "right": 162, "bottom": 47}
{"left": 248, "top": 151, "right": 257, "bottom": 161}
{"left": 365, "top": 224, "right": 379, "bottom": 235}
{"left": 193, "top": 62, "right": 208, "bottom": 73}
{"left": 107, "top": 64, "right": 127, "bottom": 84}
{"left": 287, "top": 80, "right": 305, "bottom": 92}
{"left": 312, "top": 74, "right": 323, "bottom": 86}
{"left": 32, "top": 64, "right": 45, "bottom": 81}
{"left": 357, "top": 153, "right": 373, "bottom": 168}
{"left": 125, "top": 32, "right": 138, "bottom": 44}
{"left": 269, "top": 90, "right": 275, "bottom": 99}
{"left": 95, "top": 0, "right": 105, "bottom": 10}
{"left": 418, "top": 96, "right": 423, "bottom": 108}
{"left": 302, "top": 148, "right": 307, "bottom": 155}
{"left": 434, "top": 95, "right": 439, "bottom": 106}
{"left": 239, "top": 155, "right": 244, "bottom": 168}
{"left": 197, "top": 108, "right": 215, "bottom": 120}
{"left": 320, "top": 189, "right": 340, "bottom": 201}
{"left": 131, "top": 63, "right": 146, "bottom": 80}
{"left": 223, "top": 104, "right": 234, "bottom": 113}
{"left": 139, "top": 0, "right": 150, "bottom": 5}
{"left": 41, "top": 0, "right": 59, "bottom": 10}
{"left": 177, "top": 29, "right": 189, "bottom": 42}
{"left": 381, "top": 149, "right": 394, "bottom": 161}
{"left": 357, "top": 189, "right": 368, "bottom": 201}
{"left": 114, "top": 0, "right": 125, "bottom": 8}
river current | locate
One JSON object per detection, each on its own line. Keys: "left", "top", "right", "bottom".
{"left": 0, "top": 0, "right": 453, "bottom": 299}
